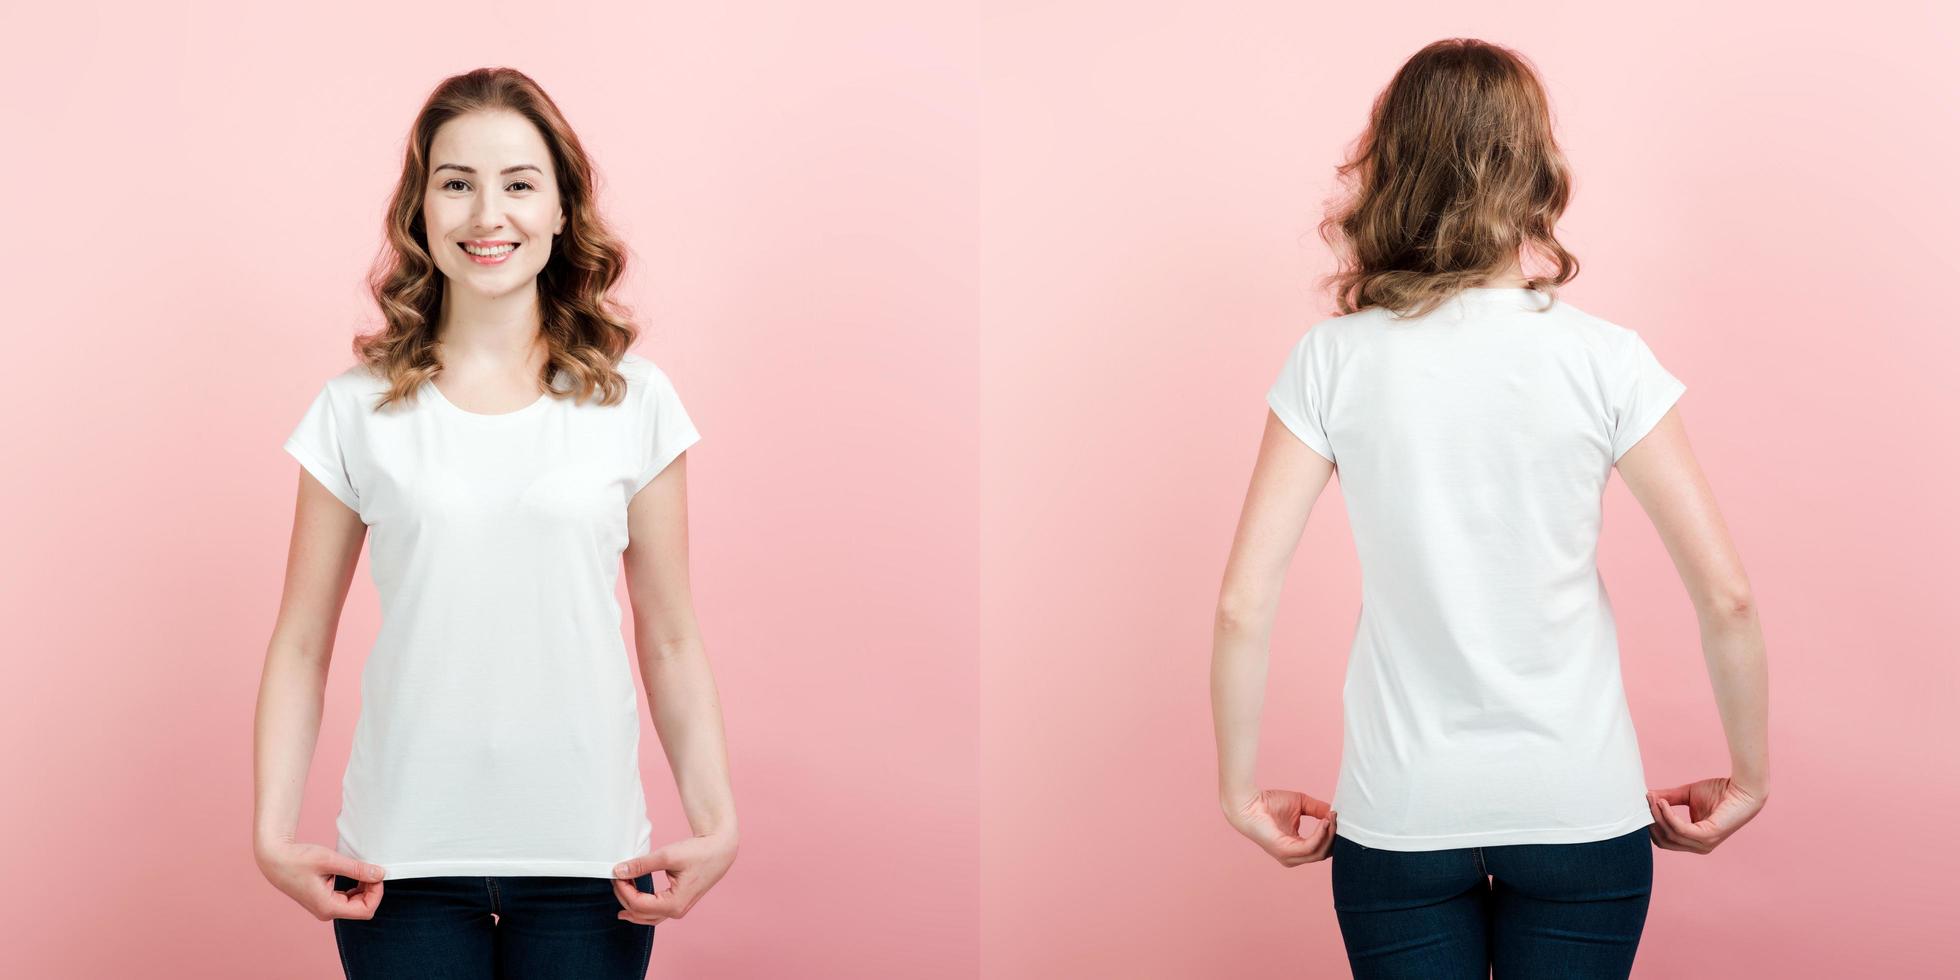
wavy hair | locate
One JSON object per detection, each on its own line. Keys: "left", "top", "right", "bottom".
{"left": 351, "top": 67, "right": 646, "bottom": 410}
{"left": 1318, "top": 39, "right": 1579, "bottom": 319}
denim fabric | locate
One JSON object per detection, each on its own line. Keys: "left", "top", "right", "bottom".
{"left": 330, "top": 872, "right": 657, "bottom": 979}
{"left": 1329, "top": 826, "right": 1653, "bottom": 979}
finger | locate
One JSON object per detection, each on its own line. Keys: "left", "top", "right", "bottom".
{"left": 1656, "top": 793, "right": 1706, "bottom": 852}
{"left": 1274, "top": 816, "right": 1336, "bottom": 861}
{"left": 324, "top": 885, "right": 380, "bottom": 920}
{"left": 1271, "top": 833, "right": 1317, "bottom": 860}
{"left": 1656, "top": 792, "right": 1712, "bottom": 850}
{"left": 1647, "top": 794, "right": 1682, "bottom": 851}
{"left": 1298, "top": 814, "right": 1337, "bottom": 864}
{"left": 1651, "top": 784, "right": 1690, "bottom": 807}
{"left": 613, "top": 876, "right": 654, "bottom": 910}
{"left": 1280, "top": 829, "right": 1335, "bottom": 867}
{"left": 621, "top": 884, "right": 688, "bottom": 922}
{"left": 616, "top": 891, "right": 670, "bottom": 926}
{"left": 615, "top": 848, "right": 684, "bottom": 880}
{"left": 615, "top": 876, "right": 685, "bottom": 917}
{"left": 1651, "top": 792, "right": 1687, "bottom": 836}
{"left": 1296, "top": 794, "right": 1331, "bottom": 821}
{"left": 325, "top": 855, "right": 388, "bottom": 883}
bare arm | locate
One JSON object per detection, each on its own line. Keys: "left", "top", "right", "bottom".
{"left": 254, "top": 468, "right": 386, "bottom": 917}
{"left": 1213, "top": 410, "right": 1333, "bottom": 806}
{"left": 1210, "top": 411, "right": 1340, "bottom": 864}
{"left": 1616, "top": 405, "right": 1771, "bottom": 799}
{"left": 613, "top": 452, "right": 738, "bottom": 922}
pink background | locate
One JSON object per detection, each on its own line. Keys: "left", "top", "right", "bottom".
{"left": 977, "top": 3, "right": 1957, "bottom": 978}
{"left": 4, "top": 1, "right": 1957, "bottom": 977}
{"left": 0, "top": 1, "right": 977, "bottom": 977}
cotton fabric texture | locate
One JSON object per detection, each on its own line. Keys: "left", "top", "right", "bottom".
{"left": 1266, "top": 286, "right": 1685, "bottom": 851}
{"left": 283, "top": 352, "right": 700, "bottom": 878}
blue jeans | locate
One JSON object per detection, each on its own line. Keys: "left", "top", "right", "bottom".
{"left": 1329, "top": 826, "right": 1653, "bottom": 979}
{"left": 330, "top": 872, "right": 657, "bottom": 979}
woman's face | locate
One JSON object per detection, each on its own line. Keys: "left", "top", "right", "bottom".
{"left": 422, "top": 110, "right": 565, "bottom": 297}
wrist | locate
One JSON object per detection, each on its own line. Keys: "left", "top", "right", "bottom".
{"left": 1219, "top": 786, "right": 1257, "bottom": 813}
{"left": 1730, "top": 761, "right": 1770, "bottom": 797}
{"left": 692, "top": 817, "right": 738, "bottom": 840}
{"left": 1731, "top": 775, "right": 1770, "bottom": 799}
{"left": 254, "top": 826, "right": 295, "bottom": 851}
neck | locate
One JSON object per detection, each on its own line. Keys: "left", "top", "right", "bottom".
{"left": 435, "top": 280, "right": 546, "bottom": 365}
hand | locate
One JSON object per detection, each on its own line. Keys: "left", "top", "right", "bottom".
{"left": 1222, "top": 789, "right": 1337, "bottom": 867}
{"left": 612, "top": 829, "right": 739, "bottom": 925}
{"left": 255, "top": 838, "right": 388, "bottom": 921}
{"left": 1647, "top": 776, "right": 1767, "bottom": 854}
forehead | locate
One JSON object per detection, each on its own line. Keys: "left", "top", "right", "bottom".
{"left": 428, "top": 111, "right": 553, "bottom": 173}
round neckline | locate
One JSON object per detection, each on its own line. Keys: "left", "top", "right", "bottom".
{"left": 422, "top": 371, "right": 560, "bottom": 421}
{"left": 1450, "top": 285, "right": 1553, "bottom": 309}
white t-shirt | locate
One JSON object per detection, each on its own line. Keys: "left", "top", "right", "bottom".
{"left": 283, "top": 351, "right": 700, "bottom": 879}
{"left": 1267, "top": 286, "right": 1684, "bottom": 851}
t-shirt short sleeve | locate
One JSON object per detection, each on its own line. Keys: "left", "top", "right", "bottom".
{"left": 283, "top": 379, "right": 362, "bottom": 513}
{"left": 1266, "top": 330, "right": 1336, "bottom": 464}
{"left": 630, "top": 364, "right": 702, "bottom": 494}
{"left": 1609, "top": 331, "right": 1687, "bottom": 463}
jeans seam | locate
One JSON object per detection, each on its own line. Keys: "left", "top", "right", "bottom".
{"left": 485, "top": 877, "right": 501, "bottom": 917}
{"left": 638, "top": 874, "right": 656, "bottom": 974}
{"left": 333, "top": 919, "right": 354, "bottom": 978}
{"left": 1474, "top": 847, "right": 1488, "bottom": 877}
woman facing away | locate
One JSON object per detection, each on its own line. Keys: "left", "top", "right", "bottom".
{"left": 252, "top": 68, "right": 737, "bottom": 978}
{"left": 1210, "top": 40, "right": 1769, "bottom": 979}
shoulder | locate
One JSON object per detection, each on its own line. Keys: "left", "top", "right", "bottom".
{"left": 1531, "top": 298, "right": 1673, "bottom": 400}
{"left": 616, "top": 351, "right": 681, "bottom": 391}
{"left": 617, "top": 350, "right": 652, "bottom": 377}
{"left": 309, "top": 360, "right": 390, "bottom": 406}
{"left": 1282, "top": 306, "right": 1390, "bottom": 359}
{"left": 1536, "top": 295, "right": 1642, "bottom": 348}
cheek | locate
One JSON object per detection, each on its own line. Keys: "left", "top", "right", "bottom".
{"left": 422, "top": 201, "right": 459, "bottom": 250}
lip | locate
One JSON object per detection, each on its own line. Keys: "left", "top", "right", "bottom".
{"left": 458, "top": 241, "right": 520, "bottom": 265}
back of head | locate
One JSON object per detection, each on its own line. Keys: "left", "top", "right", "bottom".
{"left": 1318, "top": 38, "right": 1578, "bottom": 320}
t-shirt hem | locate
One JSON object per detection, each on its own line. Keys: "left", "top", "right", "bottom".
{"left": 1611, "top": 378, "right": 1686, "bottom": 463}
{"left": 367, "top": 859, "right": 633, "bottom": 880}
{"left": 1333, "top": 809, "right": 1656, "bottom": 851}
{"left": 282, "top": 438, "right": 362, "bottom": 513}
{"left": 629, "top": 429, "right": 701, "bottom": 495}
{"left": 1264, "top": 388, "right": 1336, "bottom": 464}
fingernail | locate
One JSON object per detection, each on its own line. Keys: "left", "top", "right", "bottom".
{"left": 614, "top": 864, "right": 629, "bottom": 877}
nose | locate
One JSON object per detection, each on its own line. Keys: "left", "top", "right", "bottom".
{"left": 468, "top": 195, "right": 506, "bottom": 230}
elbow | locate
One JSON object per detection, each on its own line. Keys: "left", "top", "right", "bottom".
{"left": 1698, "top": 589, "right": 1755, "bottom": 623}
{"left": 1214, "top": 593, "right": 1273, "bottom": 635}
{"left": 637, "top": 632, "right": 701, "bottom": 665}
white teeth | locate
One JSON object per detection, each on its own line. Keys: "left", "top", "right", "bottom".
{"left": 463, "top": 243, "right": 516, "bottom": 256}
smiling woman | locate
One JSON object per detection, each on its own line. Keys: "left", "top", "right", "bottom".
{"left": 255, "top": 67, "right": 737, "bottom": 980}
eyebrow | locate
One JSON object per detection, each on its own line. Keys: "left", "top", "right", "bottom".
{"left": 433, "top": 164, "right": 544, "bottom": 175}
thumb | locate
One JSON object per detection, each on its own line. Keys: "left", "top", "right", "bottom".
{"left": 328, "top": 854, "right": 387, "bottom": 882}
{"left": 1272, "top": 832, "right": 1320, "bottom": 858}
{"left": 615, "top": 849, "right": 677, "bottom": 879}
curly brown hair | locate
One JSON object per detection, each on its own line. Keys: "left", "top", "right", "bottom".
{"left": 1317, "top": 39, "right": 1579, "bottom": 319}
{"left": 351, "top": 67, "right": 650, "bottom": 410}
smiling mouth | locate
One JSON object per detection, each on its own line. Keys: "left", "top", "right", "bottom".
{"left": 460, "top": 242, "right": 519, "bottom": 257}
